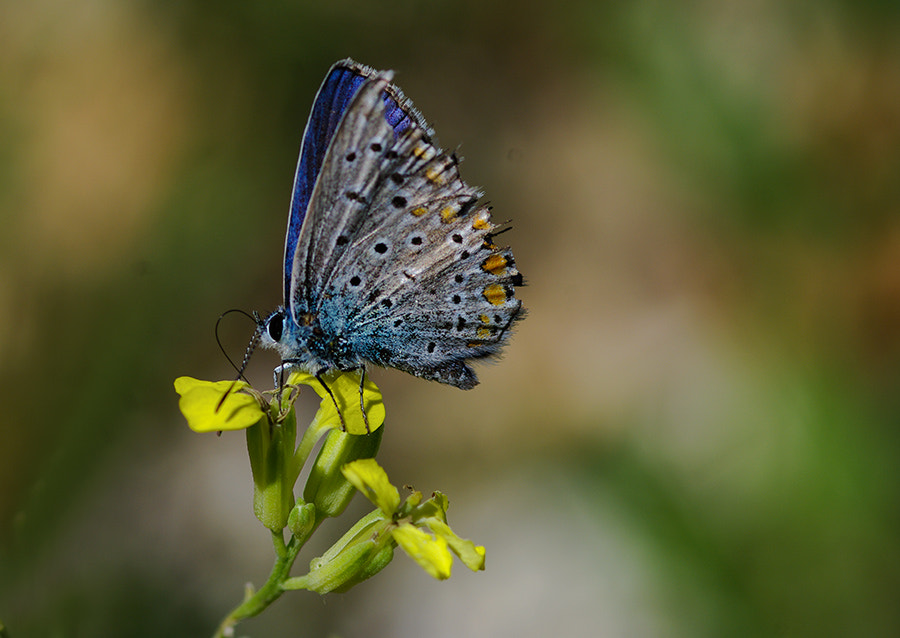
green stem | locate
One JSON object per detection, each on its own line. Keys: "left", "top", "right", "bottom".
{"left": 212, "top": 523, "right": 318, "bottom": 638}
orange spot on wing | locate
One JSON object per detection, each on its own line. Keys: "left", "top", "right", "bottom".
{"left": 481, "top": 254, "right": 508, "bottom": 275}
{"left": 413, "top": 145, "right": 435, "bottom": 160}
{"left": 483, "top": 284, "right": 507, "bottom": 306}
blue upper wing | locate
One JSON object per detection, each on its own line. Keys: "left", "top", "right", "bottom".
{"left": 283, "top": 59, "right": 432, "bottom": 302}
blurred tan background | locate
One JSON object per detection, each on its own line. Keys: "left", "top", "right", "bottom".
{"left": 2, "top": 1, "right": 900, "bottom": 636}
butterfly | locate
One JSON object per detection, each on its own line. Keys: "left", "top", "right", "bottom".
{"left": 258, "top": 59, "right": 524, "bottom": 391}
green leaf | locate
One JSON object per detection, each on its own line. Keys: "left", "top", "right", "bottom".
{"left": 341, "top": 458, "right": 401, "bottom": 515}
{"left": 174, "top": 377, "right": 264, "bottom": 432}
{"left": 392, "top": 524, "right": 453, "bottom": 580}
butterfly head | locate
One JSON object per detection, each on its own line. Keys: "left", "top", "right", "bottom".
{"left": 259, "top": 306, "right": 323, "bottom": 370}
{"left": 261, "top": 308, "right": 286, "bottom": 344}
{"left": 260, "top": 307, "right": 297, "bottom": 356}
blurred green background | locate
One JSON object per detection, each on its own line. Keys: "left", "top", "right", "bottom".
{"left": 2, "top": 1, "right": 900, "bottom": 636}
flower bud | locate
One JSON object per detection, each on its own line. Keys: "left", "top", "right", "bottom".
{"left": 247, "top": 411, "right": 297, "bottom": 532}
{"left": 287, "top": 501, "right": 316, "bottom": 539}
{"left": 303, "top": 426, "right": 383, "bottom": 518}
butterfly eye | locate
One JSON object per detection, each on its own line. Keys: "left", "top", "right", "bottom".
{"left": 267, "top": 313, "right": 284, "bottom": 342}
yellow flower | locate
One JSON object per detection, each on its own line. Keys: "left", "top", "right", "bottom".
{"left": 174, "top": 370, "right": 385, "bottom": 435}
{"left": 343, "top": 459, "right": 486, "bottom": 579}
{"left": 174, "top": 377, "right": 265, "bottom": 432}
{"left": 295, "top": 369, "right": 385, "bottom": 436}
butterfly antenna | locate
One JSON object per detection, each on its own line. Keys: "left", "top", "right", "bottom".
{"left": 215, "top": 309, "right": 258, "bottom": 377}
{"left": 215, "top": 309, "right": 263, "bottom": 412}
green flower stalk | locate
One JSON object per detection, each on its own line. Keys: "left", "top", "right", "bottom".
{"left": 174, "top": 370, "right": 485, "bottom": 638}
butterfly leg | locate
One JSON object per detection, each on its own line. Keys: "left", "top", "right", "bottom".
{"left": 357, "top": 367, "right": 370, "bottom": 433}
{"left": 273, "top": 362, "right": 294, "bottom": 390}
{"left": 315, "top": 371, "right": 348, "bottom": 431}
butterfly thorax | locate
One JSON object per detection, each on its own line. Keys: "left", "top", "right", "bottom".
{"left": 260, "top": 306, "right": 363, "bottom": 374}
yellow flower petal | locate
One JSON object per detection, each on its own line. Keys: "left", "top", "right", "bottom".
{"left": 288, "top": 370, "right": 385, "bottom": 435}
{"left": 341, "top": 458, "right": 401, "bottom": 515}
{"left": 392, "top": 524, "right": 452, "bottom": 580}
{"left": 426, "top": 518, "right": 486, "bottom": 572}
{"left": 174, "top": 377, "right": 264, "bottom": 432}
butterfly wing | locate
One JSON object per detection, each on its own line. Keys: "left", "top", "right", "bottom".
{"left": 283, "top": 59, "right": 431, "bottom": 302}
{"left": 290, "top": 68, "right": 523, "bottom": 388}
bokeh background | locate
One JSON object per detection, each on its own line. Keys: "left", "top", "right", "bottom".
{"left": 2, "top": 1, "right": 900, "bottom": 636}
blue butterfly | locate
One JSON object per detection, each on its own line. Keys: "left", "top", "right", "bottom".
{"left": 259, "top": 59, "right": 524, "bottom": 390}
